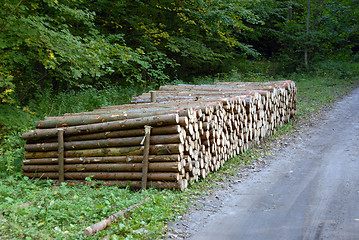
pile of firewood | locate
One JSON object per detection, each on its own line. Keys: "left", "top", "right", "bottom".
{"left": 21, "top": 81, "right": 296, "bottom": 190}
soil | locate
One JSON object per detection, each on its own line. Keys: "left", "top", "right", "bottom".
{"left": 165, "top": 87, "right": 359, "bottom": 240}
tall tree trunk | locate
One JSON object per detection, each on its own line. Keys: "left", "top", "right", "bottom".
{"left": 287, "top": 2, "right": 293, "bottom": 21}
{"left": 305, "top": 0, "right": 311, "bottom": 68}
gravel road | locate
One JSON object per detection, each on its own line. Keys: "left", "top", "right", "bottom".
{"left": 166, "top": 87, "right": 359, "bottom": 240}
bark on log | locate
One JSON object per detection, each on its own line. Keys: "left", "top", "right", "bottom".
{"left": 57, "top": 129, "right": 64, "bottom": 183}
{"left": 25, "top": 133, "right": 185, "bottom": 152}
{"left": 131, "top": 90, "right": 273, "bottom": 103}
{"left": 141, "top": 125, "right": 151, "bottom": 190}
{"left": 27, "top": 125, "right": 184, "bottom": 144}
{"left": 83, "top": 197, "right": 150, "bottom": 236}
{"left": 63, "top": 98, "right": 230, "bottom": 116}
{"left": 24, "top": 144, "right": 185, "bottom": 159}
{"left": 40, "top": 108, "right": 194, "bottom": 128}
{"left": 23, "top": 172, "right": 181, "bottom": 181}
{"left": 22, "top": 155, "right": 183, "bottom": 165}
{"left": 22, "top": 162, "right": 183, "bottom": 172}
{"left": 60, "top": 103, "right": 197, "bottom": 116}
{"left": 22, "top": 114, "right": 179, "bottom": 141}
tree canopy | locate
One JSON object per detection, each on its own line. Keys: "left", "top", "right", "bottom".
{"left": 0, "top": 0, "right": 358, "bottom": 104}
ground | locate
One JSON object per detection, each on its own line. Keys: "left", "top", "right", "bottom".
{"left": 165, "top": 87, "right": 359, "bottom": 239}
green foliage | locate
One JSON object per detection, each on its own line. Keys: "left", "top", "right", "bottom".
{"left": 0, "top": 105, "right": 38, "bottom": 178}
{"left": 1, "top": 0, "right": 358, "bottom": 103}
{"left": 0, "top": 178, "right": 190, "bottom": 239}
{"left": 291, "top": 60, "right": 359, "bottom": 116}
{"left": 0, "top": 131, "right": 25, "bottom": 178}
{"left": 27, "top": 85, "right": 139, "bottom": 118}
{"left": 0, "top": 0, "right": 178, "bottom": 104}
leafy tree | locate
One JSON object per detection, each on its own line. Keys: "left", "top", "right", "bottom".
{"left": 0, "top": 0, "right": 175, "bottom": 104}
{"left": 1, "top": 0, "right": 358, "bottom": 105}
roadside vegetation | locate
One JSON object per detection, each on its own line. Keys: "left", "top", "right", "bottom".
{"left": 1, "top": 0, "right": 358, "bottom": 238}
{"left": 1, "top": 60, "right": 358, "bottom": 239}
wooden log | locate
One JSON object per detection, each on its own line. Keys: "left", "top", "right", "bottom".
{"left": 27, "top": 125, "right": 184, "bottom": 144}
{"left": 150, "top": 91, "right": 157, "bottom": 103}
{"left": 158, "top": 84, "right": 283, "bottom": 93}
{"left": 22, "top": 114, "right": 179, "bottom": 141}
{"left": 83, "top": 197, "right": 150, "bottom": 237}
{"left": 66, "top": 98, "right": 227, "bottom": 116}
{"left": 23, "top": 172, "right": 181, "bottom": 181}
{"left": 25, "top": 133, "right": 185, "bottom": 152}
{"left": 40, "top": 107, "right": 196, "bottom": 128}
{"left": 24, "top": 144, "right": 184, "bottom": 159}
{"left": 57, "top": 129, "right": 64, "bottom": 183}
{"left": 22, "top": 162, "right": 183, "bottom": 173}
{"left": 22, "top": 155, "right": 183, "bottom": 165}
{"left": 131, "top": 90, "right": 274, "bottom": 103}
{"left": 60, "top": 101, "right": 207, "bottom": 116}
{"left": 141, "top": 126, "right": 151, "bottom": 190}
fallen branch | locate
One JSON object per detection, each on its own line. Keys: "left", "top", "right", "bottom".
{"left": 83, "top": 197, "right": 150, "bottom": 236}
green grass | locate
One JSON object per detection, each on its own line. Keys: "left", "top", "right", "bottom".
{"left": 0, "top": 60, "right": 358, "bottom": 239}
{"left": 0, "top": 177, "right": 192, "bottom": 239}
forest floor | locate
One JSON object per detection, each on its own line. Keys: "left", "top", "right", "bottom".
{"left": 165, "top": 86, "right": 359, "bottom": 239}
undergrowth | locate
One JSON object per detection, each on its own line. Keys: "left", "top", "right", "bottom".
{"left": 0, "top": 177, "right": 191, "bottom": 239}
{"left": 0, "top": 60, "right": 358, "bottom": 239}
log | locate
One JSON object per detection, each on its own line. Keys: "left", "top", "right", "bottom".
{"left": 22, "top": 162, "right": 183, "bottom": 172}
{"left": 64, "top": 98, "right": 229, "bottom": 116}
{"left": 150, "top": 91, "right": 157, "bottom": 102}
{"left": 141, "top": 126, "right": 151, "bottom": 189}
{"left": 26, "top": 125, "right": 184, "bottom": 143}
{"left": 24, "top": 144, "right": 185, "bottom": 159}
{"left": 131, "top": 90, "right": 273, "bottom": 103}
{"left": 39, "top": 108, "right": 194, "bottom": 128}
{"left": 22, "top": 155, "right": 183, "bottom": 165}
{"left": 58, "top": 129, "right": 64, "bottom": 183}
{"left": 83, "top": 197, "right": 150, "bottom": 236}
{"left": 158, "top": 85, "right": 275, "bottom": 92}
{"left": 23, "top": 172, "right": 181, "bottom": 181}
{"left": 214, "top": 80, "right": 295, "bottom": 90}
{"left": 60, "top": 103, "right": 197, "bottom": 117}
{"left": 22, "top": 114, "right": 179, "bottom": 141}
{"left": 25, "top": 133, "right": 185, "bottom": 152}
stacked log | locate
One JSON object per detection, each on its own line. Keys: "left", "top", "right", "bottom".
{"left": 22, "top": 80, "right": 297, "bottom": 190}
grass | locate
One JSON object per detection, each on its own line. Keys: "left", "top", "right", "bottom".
{"left": 0, "top": 60, "right": 358, "bottom": 239}
{"left": 0, "top": 177, "right": 191, "bottom": 239}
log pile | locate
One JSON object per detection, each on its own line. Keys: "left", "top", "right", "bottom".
{"left": 21, "top": 80, "right": 297, "bottom": 191}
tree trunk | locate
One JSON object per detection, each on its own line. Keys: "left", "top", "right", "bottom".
{"left": 24, "top": 144, "right": 185, "bottom": 159}
{"left": 22, "top": 162, "right": 183, "bottom": 172}
{"left": 305, "top": 0, "right": 311, "bottom": 68}
{"left": 22, "top": 114, "right": 179, "bottom": 141}
{"left": 25, "top": 133, "right": 185, "bottom": 152}
{"left": 23, "top": 171, "right": 181, "bottom": 181}
{"left": 22, "top": 155, "right": 184, "bottom": 165}
{"left": 83, "top": 197, "right": 150, "bottom": 236}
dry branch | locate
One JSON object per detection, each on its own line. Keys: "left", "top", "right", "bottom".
{"left": 83, "top": 197, "right": 150, "bottom": 236}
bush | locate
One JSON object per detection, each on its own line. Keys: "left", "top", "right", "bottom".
{"left": 27, "top": 85, "right": 141, "bottom": 117}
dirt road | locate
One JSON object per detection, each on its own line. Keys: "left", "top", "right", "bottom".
{"left": 167, "top": 87, "right": 359, "bottom": 240}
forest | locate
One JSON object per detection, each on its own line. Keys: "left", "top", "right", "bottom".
{"left": 1, "top": 0, "right": 358, "bottom": 105}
